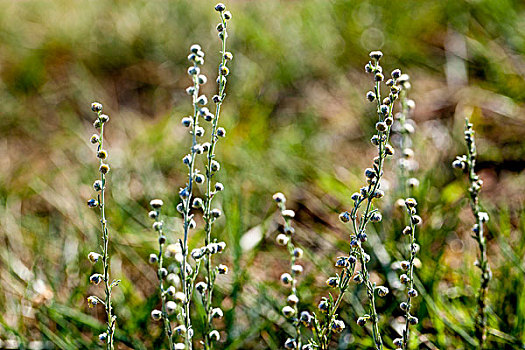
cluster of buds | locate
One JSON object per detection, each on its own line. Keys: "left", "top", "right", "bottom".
{"left": 273, "top": 192, "right": 306, "bottom": 349}
{"left": 174, "top": 5, "right": 234, "bottom": 349}
{"left": 395, "top": 198, "right": 422, "bottom": 349}
{"left": 390, "top": 72, "right": 419, "bottom": 194}
{"left": 338, "top": 51, "right": 408, "bottom": 349}
{"left": 86, "top": 102, "right": 118, "bottom": 348}
{"left": 453, "top": 119, "right": 491, "bottom": 347}
{"left": 147, "top": 199, "right": 181, "bottom": 348}
{"left": 191, "top": 241, "right": 227, "bottom": 260}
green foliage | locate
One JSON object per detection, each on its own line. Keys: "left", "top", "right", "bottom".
{"left": 1, "top": 0, "right": 525, "bottom": 349}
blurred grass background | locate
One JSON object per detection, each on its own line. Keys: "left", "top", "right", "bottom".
{"left": 1, "top": 0, "right": 525, "bottom": 348}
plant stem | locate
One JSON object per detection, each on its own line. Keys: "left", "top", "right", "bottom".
{"left": 203, "top": 12, "right": 228, "bottom": 350}
{"left": 180, "top": 63, "right": 201, "bottom": 350}
{"left": 464, "top": 119, "right": 490, "bottom": 349}
{"left": 98, "top": 122, "right": 115, "bottom": 350}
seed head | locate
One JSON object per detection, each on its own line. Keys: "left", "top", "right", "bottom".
{"left": 393, "top": 338, "right": 403, "bottom": 347}
{"left": 153, "top": 221, "right": 163, "bottom": 231}
{"left": 366, "top": 91, "right": 376, "bottom": 102}
{"left": 377, "top": 286, "right": 389, "bottom": 297}
{"left": 99, "top": 333, "right": 108, "bottom": 342}
{"left": 211, "top": 208, "right": 222, "bottom": 218}
{"left": 91, "top": 102, "right": 103, "bottom": 112}
{"left": 174, "top": 292, "right": 186, "bottom": 303}
{"left": 197, "top": 95, "right": 208, "bottom": 105}
{"left": 166, "top": 301, "right": 177, "bottom": 315}
{"left": 326, "top": 277, "right": 339, "bottom": 288}
{"left": 370, "top": 212, "right": 382, "bottom": 222}
{"left": 214, "top": 3, "right": 226, "bottom": 12}
{"left": 276, "top": 233, "right": 289, "bottom": 246}
{"left": 357, "top": 317, "right": 367, "bottom": 326}
{"left": 284, "top": 338, "right": 297, "bottom": 350}
{"left": 300, "top": 311, "right": 313, "bottom": 326}
{"left": 220, "top": 65, "right": 229, "bottom": 76}
{"left": 195, "top": 174, "right": 205, "bottom": 184}
{"left": 411, "top": 215, "right": 422, "bottom": 225}
{"left": 148, "top": 253, "right": 158, "bottom": 264}
{"left": 280, "top": 273, "right": 292, "bottom": 286}
{"left": 273, "top": 192, "right": 286, "bottom": 203}
{"left": 99, "top": 163, "right": 110, "bottom": 174}
{"left": 198, "top": 74, "right": 207, "bottom": 85}
{"left": 217, "top": 264, "right": 228, "bottom": 274}
{"left": 376, "top": 122, "right": 387, "bottom": 132}
{"left": 408, "top": 316, "right": 419, "bottom": 325}
{"left": 369, "top": 51, "right": 383, "bottom": 61}
{"left": 87, "top": 199, "right": 98, "bottom": 208}
{"left": 400, "top": 302, "right": 409, "bottom": 311}
{"left": 335, "top": 256, "right": 349, "bottom": 268}
{"left": 90, "top": 274, "right": 103, "bottom": 285}
{"left": 293, "top": 247, "right": 303, "bottom": 258}
{"left": 391, "top": 69, "right": 401, "bottom": 79}
{"left": 88, "top": 252, "right": 101, "bottom": 263}
{"left": 287, "top": 294, "right": 299, "bottom": 305}
{"left": 209, "top": 330, "right": 221, "bottom": 342}
{"left": 224, "top": 51, "right": 233, "bottom": 61}
{"left": 192, "top": 197, "right": 203, "bottom": 208}
{"left": 332, "top": 319, "right": 345, "bottom": 333}
{"left": 282, "top": 305, "right": 295, "bottom": 318}
{"left": 181, "top": 117, "right": 192, "bottom": 127}
{"left": 210, "top": 160, "right": 220, "bottom": 172}
{"left": 318, "top": 298, "right": 329, "bottom": 313}
{"left": 385, "top": 144, "right": 395, "bottom": 156}
{"left": 400, "top": 274, "right": 410, "bottom": 284}
{"left": 217, "top": 127, "right": 226, "bottom": 137}
{"left": 151, "top": 309, "right": 162, "bottom": 321}
{"left": 408, "top": 288, "right": 418, "bottom": 298}
{"left": 93, "top": 180, "right": 103, "bottom": 191}
{"left": 87, "top": 296, "right": 98, "bottom": 308}
{"left": 190, "top": 44, "right": 201, "bottom": 53}
{"left": 211, "top": 307, "right": 223, "bottom": 318}
{"left": 291, "top": 264, "right": 303, "bottom": 275}
{"left": 99, "top": 114, "right": 109, "bottom": 123}
{"left": 150, "top": 199, "right": 163, "bottom": 209}
{"left": 339, "top": 211, "right": 350, "bottom": 223}
{"left": 90, "top": 134, "right": 100, "bottom": 144}
{"left": 282, "top": 209, "right": 295, "bottom": 218}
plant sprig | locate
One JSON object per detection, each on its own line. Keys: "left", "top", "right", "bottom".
{"left": 86, "top": 102, "right": 119, "bottom": 349}
{"left": 453, "top": 119, "right": 491, "bottom": 349}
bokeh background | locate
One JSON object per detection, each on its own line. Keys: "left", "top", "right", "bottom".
{"left": 1, "top": 0, "right": 525, "bottom": 349}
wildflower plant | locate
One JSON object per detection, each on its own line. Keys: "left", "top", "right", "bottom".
{"left": 272, "top": 192, "right": 304, "bottom": 350}
{"left": 147, "top": 199, "right": 176, "bottom": 349}
{"left": 201, "top": 4, "right": 232, "bottom": 348}
{"left": 147, "top": 4, "right": 232, "bottom": 349}
{"left": 397, "top": 198, "right": 421, "bottom": 350}
{"left": 393, "top": 74, "right": 418, "bottom": 196}
{"left": 453, "top": 119, "right": 491, "bottom": 348}
{"left": 86, "top": 102, "right": 120, "bottom": 349}
{"left": 337, "top": 51, "right": 407, "bottom": 350}
{"left": 272, "top": 193, "right": 351, "bottom": 350}
{"left": 391, "top": 74, "right": 422, "bottom": 349}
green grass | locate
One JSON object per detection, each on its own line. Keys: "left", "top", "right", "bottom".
{"left": 1, "top": 0, "right": 525, "bottom": 349}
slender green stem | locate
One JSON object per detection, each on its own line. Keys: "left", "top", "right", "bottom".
{"left": 203, "top": 12, "right": 229, "bottom": 350}
{"left": 180, "top": 63, "right": 200, "bottom": 350}
{"left": 155, "top": 212, "right": 174, "bottom": 350}
{"left": 402, "top": 209, "right": 418, "bottom": 349}
{"left": 463, "top": 119, "right": 490, "bottom": 349}
{"left": 98, "top": 121, "right": 115, "bottom": 350}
